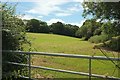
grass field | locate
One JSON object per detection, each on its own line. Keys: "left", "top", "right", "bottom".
{"left": 24, "top": 33, "right": 119, "bottom": 79}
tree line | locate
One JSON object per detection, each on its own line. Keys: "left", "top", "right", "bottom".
{"left": 25, "top": 19, "right": 79, "bottom": 37}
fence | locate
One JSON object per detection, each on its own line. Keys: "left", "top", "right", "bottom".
{"left": 3, "top": 50, "right": 120, "bottom": 80}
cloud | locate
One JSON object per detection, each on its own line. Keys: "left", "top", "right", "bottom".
{"left": 47, "top": 18, "right": 86, "bottom": 27}
{"left": 38, "top": 16, "right": 43, "bottom": 18}
{"left": 68, "top": 3, "right": 83, "bottom": 12}
{"left": 26, "top": 0, "right": 72, "bottom": 16}
{"left": 69, "top": 19, "right": 86, "bottom": 27}
{"left": 56, "top": 13, "right": 72, "bottom": 17}
{"left": 1, "top": 0, "right": 84, "bottom": 2}
{"left": 19, "top": 14, "right": 42, "bottom": 20}
{"left": 26, "top": 0, "right": 83, "bottom": 16}
{"left": 47, "top": 18, "right": 65, "bottom": 25}
{"left": 73, "top": 0, "right": 84, "bottom": 2}
{"left": 55, "top": 3, "right": 83, "bottom": 17}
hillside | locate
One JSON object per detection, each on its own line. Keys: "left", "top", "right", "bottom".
{"left": 24, "top": 33, "right": 118, "bottom": 78}
{"left": 26, "top": 33, "right": 102, "bottom": 56}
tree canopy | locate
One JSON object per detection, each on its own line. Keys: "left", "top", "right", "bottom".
{"left": 82, "top": 1, "right": 120, "bottom": 36}
{"left": 75, "top": 19, "right": 102, "bottom": 40}
{"left": 82, "top": 2, "right": 120, "bottom": 20}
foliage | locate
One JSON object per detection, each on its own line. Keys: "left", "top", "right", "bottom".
{"left": 26, "top": 19, "right": 50, "bottom": 33}
{"left": 50, "top": 22, "right": 65, "bottom": 35}
{"left": 50, "top": 22, "right": 79, "bottom": 37}
{"left": 94, "top": 36, "right": 120, "bottom": 51}
{"left": 27, "top": 19, "right": 40, "bottom": 32}
{"left": 64, "top": 24, "right": 79, "bottom": 37}
{"left": 26, "top": 19, "right": 79, "bottom": 37}
{"left": 105, "top": 36, "right": 120, "bottom": 51}
{"left": 93, "top": 28, "right": 101, "bottom": 35}
{"left": 101, "top": 21, "right": 120, "bottom": 36}
{"left": 39, "top": 21, "right": 50, "bottom": 33}
{"left": 2, "top": 3, "right": 28, "bottom": 79}
{"left": 88, "top": 34, "right": 110, "bottom": 43}
{"left": 75, "top": 25, "right": 87, "bottom": 38}
{"left": 82, "top": 1, "right": 120, "bottom": 51}
{"left": 75, "top": 19, "right": 102, "bottom": 40}
{"left": 82, "top": 2, "right": 120, "bottom": 20}
{"left": 82, "top": 1, "right": 120, "bottom": 36}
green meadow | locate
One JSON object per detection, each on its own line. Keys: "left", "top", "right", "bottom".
{"left": 24, "top": 33, "right": 119, "bottom": 79}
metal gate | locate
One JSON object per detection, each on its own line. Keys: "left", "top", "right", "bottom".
{"left": 3, "top": 50, "right": 120, "bottom": 80}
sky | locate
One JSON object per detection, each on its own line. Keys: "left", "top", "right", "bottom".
{"left": 14, "top": 0, "right": 90, "bottom": 27}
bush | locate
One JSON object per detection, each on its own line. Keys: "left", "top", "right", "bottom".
{"left": 93, "top": 36, "right": 120, "bottom": 51}
{"left": 106, "top": 36, "right": 120, "bottom": 51}
{"left": 2, "top": 3, "right": 29, "bottom": 79}
{"left": 88, "top": 34, "right": 110, "bottom": 43}
{"left": 93, "top": 43, "right": 105, "bottom": 49}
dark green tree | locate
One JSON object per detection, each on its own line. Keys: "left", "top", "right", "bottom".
{"left": 2, "top": 3, "right": 28, "bottom": 79}
{"left": 75, "top": 19, "right": 102, "bottom": 40}
{"left": 101, "top": 21, "right": 120, "bottom": 36}
{"left": 39, "top": 21, "right": 50, "bottom": 33}
{"left": 26, "top": 19, "right": 50, "bottom": 33}
{"left": 64, "top": 24, "right": 79, "bottom": 37}
{"left": 27, "top": 19, "right": 40, "bottom": 33}
{"left": 50, "top": 22, "right": 65, "bottom": 35}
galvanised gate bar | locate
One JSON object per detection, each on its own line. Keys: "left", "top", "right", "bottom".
{"left": 3, "top": 50, "right": 120, "bottom": 80}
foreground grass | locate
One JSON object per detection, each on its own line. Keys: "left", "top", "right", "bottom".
{"left": 24, "top": 33, "right": 119, "bottom": 79}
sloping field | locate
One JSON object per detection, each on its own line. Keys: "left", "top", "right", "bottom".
{"left": 24, "top": 33, "right": 119, "bottom": 79}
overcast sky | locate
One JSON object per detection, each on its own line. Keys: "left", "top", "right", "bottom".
{"left": 14, "top": 0, "right": 91, "bottom": 27}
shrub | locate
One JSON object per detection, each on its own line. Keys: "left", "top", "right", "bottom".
{"left": 106, "top": 36, "right": 120, "bottom": 51}
{"left": 93, "top": 43, "right": 105, "bottom": 49}
{"left": 2, "top": 3, "right": 29, "bottom": 79}
{"left": 88, "top": 34, "right": 110, "bottom": 43}
{"left": 93, "top": 36, "right": 120, "bottom": 51}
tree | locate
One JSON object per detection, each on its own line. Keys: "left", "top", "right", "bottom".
{"left": 50, "top": 22, "right": 65, "bottom": 35}
{"left": 75, "top": 24, "right": 87, "bottom": 38}
{"left": 82, "top": 1, "right": 120, "bottom": 36}
{"left": 64, "top": 24, "right": 79, "bottom": 37}
{"left": 101, "top": 21, "right": 120, "bottom": 36}
{"left": 2, "top": 3, "right": 28, "bottom": 79}
{"left": 75, "top": 19, "right": 102, "bottom": 40}
{"left": 27, "top": 19, "right": 40, "bottom": 32}
{"left": 82, "top": 2, "right": 120, "bottom": 20}
{"left": 82, "top": 1, "right": 120, "bottom": 50}
{"left": 39, "top": 21, "right": 50, "bottom": 33}
{"left": 26, "top": 19, "right": 50, "bottom": 33}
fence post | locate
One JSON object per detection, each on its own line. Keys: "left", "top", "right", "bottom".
{"left": 89, "top": 58, "right": 92, "bottom": 80}
{"left": 28, "top": 53, "right": 31, "bottom": 79}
